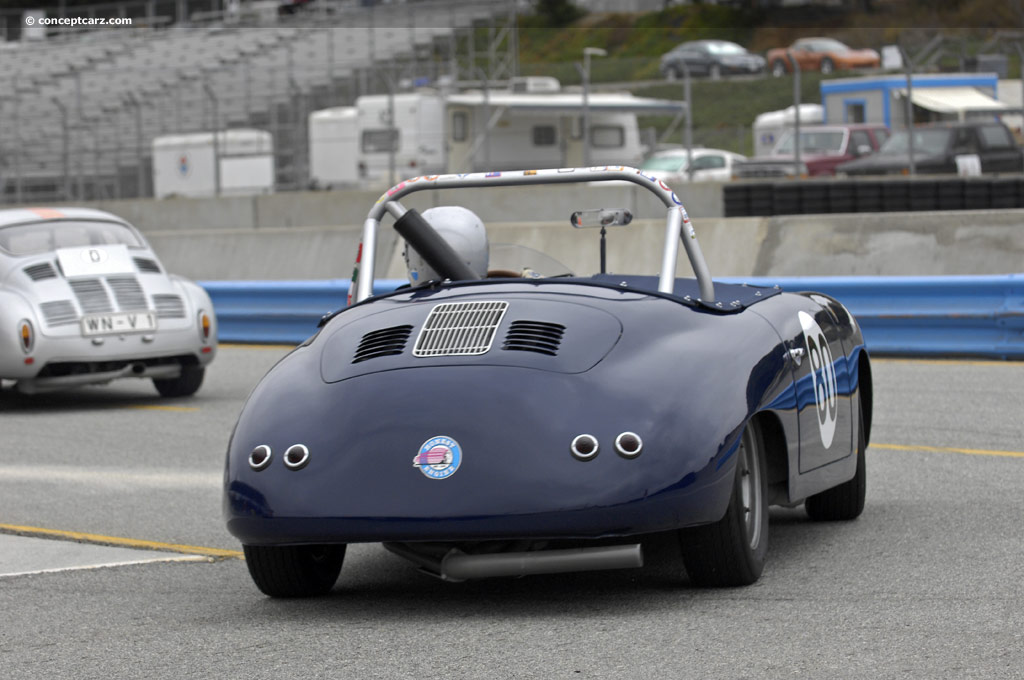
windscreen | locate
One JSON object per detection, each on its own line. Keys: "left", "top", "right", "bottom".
{"left": 878, "top": 129, "right": 951, "bottom": 155}
{"left": 809, "top": 38, "right": 850, "bottom": 53}
{"left": 706, "top": 42, "right": 746, "bottom": 55}
{"left": 641, "top": 155, "right": 688, "bottom": 172}
{"left": 0, "top": 220, "right": 144, "bottom": 257}
{"left": 488, "top": 243, "right": 573, "bottom": 278}
{"left": 774, "top": 129, "right": 846, "bottom": 154}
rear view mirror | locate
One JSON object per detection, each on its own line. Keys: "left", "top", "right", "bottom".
{"left": 570, "top": 209, "right": 633, "bottom": 275}
{"left": 570, "top": 208, "right": 634, "bottom": 229}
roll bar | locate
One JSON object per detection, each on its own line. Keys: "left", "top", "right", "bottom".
{"left": 355, "top": 166, "right": 714, "bottom": 304}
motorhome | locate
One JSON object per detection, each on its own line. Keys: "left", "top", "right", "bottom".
{"left": 152, "top": 129, "right": 274, "bottom": 198}
{"left": 308, "top": 80, "right": 685, "bottom": 187}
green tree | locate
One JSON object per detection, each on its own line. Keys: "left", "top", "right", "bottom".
{"left": 534, "top": 0, "right": 585, "bottom": 28}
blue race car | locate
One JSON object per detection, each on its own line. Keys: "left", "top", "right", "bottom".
{"left": 224, "top": 167, "right": 870, "bottom": 597}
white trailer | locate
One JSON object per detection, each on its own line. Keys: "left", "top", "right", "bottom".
{"left": 308, "top": 85, "right": 685, "bottom": 186}
{"left": 752, "top": 104, "right": 824, "bottom": 157}
{"left": 152, "top": 129, "right": 274, "bottom": 199}
{"left": 355, "top": 93, "right": 446, "bottom": 183}
{"left": 308, "top": 107, "right": 359, "bottom": 188}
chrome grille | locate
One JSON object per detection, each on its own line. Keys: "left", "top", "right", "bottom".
{"left": 24, "top": 262, "right": 58, "bottom": 281}
{"left": 353, "top": 325, "right": 413, "bottom": 363}
{"left": 39, "top": 300, "right": 78, "bottom": 326}
{"left": 133, "top": 257, "right": 161, "bottom": 273}
{"left": 152, "top": 294, "right": 186, "bottom": 319}
{"left": 413, "top": 301, "right": 508, "bottom": 358}
{"left": 69, "top": 278, "right": 113, "bottom": 314}
{"left": 106, "top": 276, "right": 148, "bottom": 311}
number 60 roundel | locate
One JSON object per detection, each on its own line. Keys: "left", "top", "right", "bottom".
{"left": 798, "top": 311, "right": 839, "bottom": 449}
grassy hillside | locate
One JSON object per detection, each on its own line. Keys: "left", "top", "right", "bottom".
{"left": 510, "top": 0, "right": 1023, "bottom": 155}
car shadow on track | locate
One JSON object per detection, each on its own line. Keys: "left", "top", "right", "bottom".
{"left": 0, "top": 383, "right": 195, "bottom": 413}
{"left": 227, "top": 511, "right": 870, "bottom": 620}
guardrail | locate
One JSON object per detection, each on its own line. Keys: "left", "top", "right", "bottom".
{"left": 201, "top": 275, "right": 1024, "bottom": 358}
{"left": 200, "top": 279, "right": 407, "bottom": 345}
{"left": 721, "top": 275, "right": 1024, "bottom": 359}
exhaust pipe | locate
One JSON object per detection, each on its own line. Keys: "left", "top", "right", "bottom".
{"left": 385, "top": 542, "right": 643, "bottom": 581}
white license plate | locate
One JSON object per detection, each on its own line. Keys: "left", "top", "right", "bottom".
{"left": 80, "top": 311, "right": 158, "bottom": 337}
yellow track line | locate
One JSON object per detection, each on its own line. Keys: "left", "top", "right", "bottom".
{"left": 872, "top": 358, "right": 1021, "bottom": 368}
{"left": 124, "top": 405, "right": 199, "bottom": 412}
{"left": 219, "top": 342, "right": 296, "bottom": 350}
{"left": 0, "top": 523, "right": 243, "bottom": 559}
{"left": 872, "top": 443, "right": 1024, "bottom": 459}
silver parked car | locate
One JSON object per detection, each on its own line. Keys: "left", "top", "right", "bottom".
{"left": 0, "top": 207, "right": 216, "bottom": 396}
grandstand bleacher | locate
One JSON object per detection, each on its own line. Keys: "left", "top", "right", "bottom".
{"left": 0, "top": 0, "right": 514, "bottom": 203}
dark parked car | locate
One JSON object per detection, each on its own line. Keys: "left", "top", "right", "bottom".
{"left": 660, "top": 40, "right": 766, "bottom": 80}
{"left": 734, "top": 124, "right": 890, "bottom": 178}
{"left": 836, "top": 122, "right": 1024, "bottom": 176}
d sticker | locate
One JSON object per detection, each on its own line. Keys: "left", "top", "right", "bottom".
{"left": 798, "top": 311, "right": 838, "bottom": 449}
{"left": 414, "top": 436, "right": 462, "bottom": 480}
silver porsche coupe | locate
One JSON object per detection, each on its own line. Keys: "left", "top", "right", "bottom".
{"left": 0, "top": 207, "right": 216, "bottom": 396}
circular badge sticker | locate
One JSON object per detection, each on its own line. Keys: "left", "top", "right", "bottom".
{"left": 413, "top": 436, "right": 462, "bottom": 480}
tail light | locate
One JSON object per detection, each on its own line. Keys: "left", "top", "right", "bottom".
{"left": 18, "top": 319, "right": 34, "bottom": 353}
{"left": 198, "top": 310, "right": 212, "bottom": 343}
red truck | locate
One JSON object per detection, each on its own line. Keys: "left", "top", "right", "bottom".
{"left": 733, "top": 124, "right": 890, "bottom": 178}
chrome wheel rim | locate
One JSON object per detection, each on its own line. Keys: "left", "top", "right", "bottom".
{"left": 738, "top": 425, "right": 763, "bottom": 550}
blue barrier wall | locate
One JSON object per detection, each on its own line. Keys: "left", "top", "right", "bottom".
{"left": 720, "top": 275, "right": 1024, "bottom": 359}
{"left": 200, "top": 279, "right": 407, "bottom": 345}
{"left": 201, "top": 275, "right": 1024, "bottom": 358}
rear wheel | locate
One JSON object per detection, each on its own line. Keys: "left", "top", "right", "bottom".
{"left": 805, "top": 406, "right": 867, "bottom": 521}
{"left": 678, "top": 419, "right": 769, "bottom": 587}
{"left": 153, "top": 365, "right": 205, "bottom": 397}
{"left": 709, "top": 63, "right": 722, "bottom": 80}
{"left": 664, "top": 65, "right": 681, "bottom": 81}
{"left": 820, "top": 57, "right": 835, "bottom": 74}
{"left": 243, "top": 544, "right": 346, "bottom": 598}
{"left": 771, "top": 59, "right": 787, "bottom": 77}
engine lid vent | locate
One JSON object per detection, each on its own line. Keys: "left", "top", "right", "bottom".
{"left": 24, "top": 262, "right": 58, "bottom": 281}
{"left": 40, "top": 300, "right": 78, "bottom": 326}
{"left": 152, "top": 293, "right": 186, "bottom": 319}
{"left": 133, "top": 257, "right": 161, "bottom": 273}
{"left": 69, "top": 278, "right": 113, "bottom": 314}
{"left": 502, "top": 320, "right": 565, "bottom": 356}
{"left": 353, "top": 324, "right": 413, "bottom": 363}
{"left": 106, "top": 275, "right": 148, "bottom": 311}
{"left": 413, "top": 301, "right": 508, "bottom": 357}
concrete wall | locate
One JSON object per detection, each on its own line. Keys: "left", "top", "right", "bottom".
{"left": 40, "top": 186, "right": 1024, "bottom": 281}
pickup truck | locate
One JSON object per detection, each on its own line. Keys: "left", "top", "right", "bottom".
{"left": 835, "top": 121, "right": 1024, "bottom": 176}
{"left": 733, "top": 124, "right": 890, "bottom": 178}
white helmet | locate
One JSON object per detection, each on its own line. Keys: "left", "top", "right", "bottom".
{"left": 404, "top": 206, "right": 489, "bottom": 284}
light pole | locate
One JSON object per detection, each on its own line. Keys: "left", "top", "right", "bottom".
{"left": 680, "top": 60, "right": 693, "bottom": 181}
{"left": 898, "top": 45, "right": 916, "bottom": 176}
{"left": 581, "top": 46, "right": 607, "bottom": 167}
{"left": 787, "top": 50, "right": 802, "bottom": 178}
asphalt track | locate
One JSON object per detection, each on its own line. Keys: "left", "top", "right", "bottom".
{"left": 1, "top": 347, "right": 1022, "bottom": 679}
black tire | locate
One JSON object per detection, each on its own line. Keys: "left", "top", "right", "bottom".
{"left": 664, "top": 65, "right": 680, "bottom": 81}
{"left": 243, "top": 544, "right": 346, "bottom": 598}
{"left": 678, "top": 419, "right": 769, "bottom": 587}
{"left": 820, "top": 57, "right": 835, "bottom": 75}
{"left": 153, "top": 365, "right": 205, "bottom": 398}
{"left": 771, "top": 59, "right": 787, "bottom": 77}
{"left": 805, "top": 406, "right": 867, "bottom": 521}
